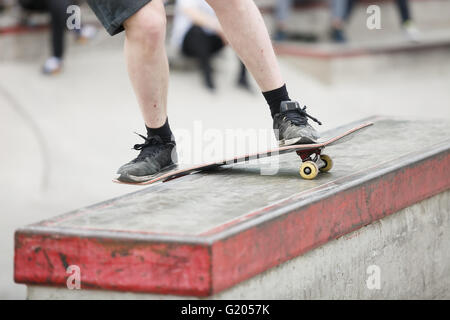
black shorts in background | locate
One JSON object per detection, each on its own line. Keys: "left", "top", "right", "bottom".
{"left": 87, "top": 0, "right": 152, "bottom": 36}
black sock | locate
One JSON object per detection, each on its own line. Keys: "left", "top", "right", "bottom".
{"left": 262, "top": 84, "right": 290, "bottom": 118}
{"left": 146, "top": 118, "right": 173, "bottom": 143}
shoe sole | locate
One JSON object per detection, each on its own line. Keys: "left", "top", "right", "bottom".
{"left": 117, "top": 163, "right": 178, "bottom": 183}
{"left": 279, "top": 136, "right": 317, "bottom": 146}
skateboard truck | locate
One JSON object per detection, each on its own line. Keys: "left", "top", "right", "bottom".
{"left": 296, "top": 148, "right": 333, "bottom": 180}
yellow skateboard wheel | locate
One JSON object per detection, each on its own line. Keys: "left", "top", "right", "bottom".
{"left": 300, "top": 161, "right": 319, "bottom": 180}
{"left": 319, "top": 154, "right": 333, "bottom": 172}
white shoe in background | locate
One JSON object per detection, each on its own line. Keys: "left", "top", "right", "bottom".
{"left": 77, "top": 24, "right": 98, "bottom": 43}
{"left": 403, "top": 21, "right": 421, "bottom": 43}
{"left": 42, "top": 56, "right": 62, "bottom": 75}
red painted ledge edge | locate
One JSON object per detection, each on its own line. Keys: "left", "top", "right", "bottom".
{"left": 14, "top": 234, "right": 213, "bottom": 296}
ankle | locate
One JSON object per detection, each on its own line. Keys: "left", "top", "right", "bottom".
{"left": 262, "top": 84, "right": 290, "bottom": 118}
{"left": 146, "top": 118, "right": 174, "bottom": 143}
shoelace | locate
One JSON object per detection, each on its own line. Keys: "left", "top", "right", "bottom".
{"left": 132, "top": 133, "right": 164, "bottom": 160}
{"left": 284, "top": 106, "right": 322, "bottom": 126}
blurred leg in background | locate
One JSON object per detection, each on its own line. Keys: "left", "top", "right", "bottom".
{"left": 236, "top": 60, "right": 250, "bottom": 91}
{"left": 329, "top": 0, "right": 348, "bottom": 43}
{"left": 46, "top": 0, "right": 70, "bottom": 73}
{"left": 345, "top": 0, "right": 420, "bottom": 42}
{"left": 206, "top": 0, "right": 284, "bottom": 92}
{"left": 273, "top": 0, "right": 317, "bottom": 42}
{"left": 18, "top": 0, "right": 97, "bottom": 74}
{"left": 182, "top": 25, "right": 223, "bottom": 90}
{"left": 396, "top": 0, "right": 420, "bottom": 41}
{"left": 0, "top": 0, "right": 6, "bottom": 12}
{"left": 18, "top": 0, "right": 69, "bottom": 74}
{"left": 274, "top": 0, "right": 293, "bottom": 41}
{"left": 171, "top": 0, "right": 249, "bottom": 91}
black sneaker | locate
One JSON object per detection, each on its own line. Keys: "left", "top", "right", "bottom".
{"left": 273, "top": 101, "right": 321, "bottom": 146}
{"left": 116, "top": 133, "right": 178, "bottom": 183}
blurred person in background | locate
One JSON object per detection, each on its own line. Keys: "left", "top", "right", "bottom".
{"left": 329, "top": 0, "right": 348, "bottom": 42}
{"left": 273, "top": 0, "right": 348, "bottom": 43}
{"left": 273, "top": 0, "right": 318, "bottom": 42}
{"left": 87, "top": 0, "right": 321, "bottom": 183}
{"left": 345, "top": 0, "right": 420, "bottom": 42}
{"left": 170, "top": 0, "right": 250, "bottom": 91}
{"left": 0, "top": 0, "right": 15, "bottom": 12}
{"left": 18, "top": 0, "right": 96, "bottom": 74}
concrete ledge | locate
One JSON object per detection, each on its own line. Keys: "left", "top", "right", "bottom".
{"left": 275, "top": 32, "right": 450, "bottom": 83}
{"left": 274, "top": 33, "right": 450, "bottom": 59}
{"left": 26, "top": 190, "right": 450, "bottom": 299}
{"left": 14, "top": 117, "right": 450, "bottom": 297}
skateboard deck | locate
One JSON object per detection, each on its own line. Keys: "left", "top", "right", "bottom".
{"left": 114, "top": 122, "right": 373, "bottom": 185}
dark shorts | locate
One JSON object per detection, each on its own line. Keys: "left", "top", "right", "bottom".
{"left": 87, "top": 0, "right": 152, "bottom": 36}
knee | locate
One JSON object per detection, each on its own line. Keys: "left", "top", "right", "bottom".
{"left": 124, "top": 3, "right": 166, "bottom": 46}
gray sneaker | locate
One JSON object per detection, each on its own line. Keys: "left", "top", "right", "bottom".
{"left": 117, "top": 134, "right": 178, "bottom": 183}
{"left": 273, "top": 101, "right": 321, "bottom": 146}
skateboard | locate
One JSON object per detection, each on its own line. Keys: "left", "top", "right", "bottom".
{"left": 114, "top": 122, "right": 373, "bottom": 185}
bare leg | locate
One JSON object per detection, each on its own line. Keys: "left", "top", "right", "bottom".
{"left": 123, "top": 0, "right": 168, "bottom": 128}
{"left": 206, "top": 0, "right": 284, "bottom": 92}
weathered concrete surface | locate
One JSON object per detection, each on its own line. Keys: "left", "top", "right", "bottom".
{"left": 26, "top": 190, "right": 450, "bottom": 299}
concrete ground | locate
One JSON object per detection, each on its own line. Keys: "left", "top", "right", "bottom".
{"left": 1, "top": 10, "right": 450, "bottom": 298}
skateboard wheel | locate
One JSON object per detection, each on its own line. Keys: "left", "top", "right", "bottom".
{"left": 300, "top": 161, "right": 319, "bottom": 180}
{"left": 319, "top": 154, "right": 333, "bottom": 172}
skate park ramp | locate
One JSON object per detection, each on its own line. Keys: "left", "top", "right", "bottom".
{"left": 14, "top": 116, "right": 450, "bottom": 299}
